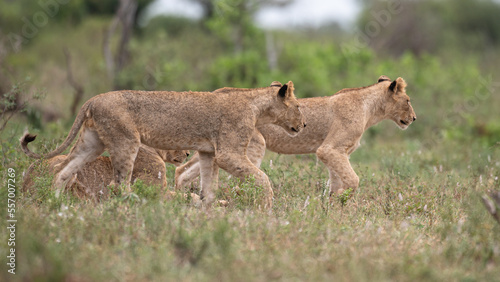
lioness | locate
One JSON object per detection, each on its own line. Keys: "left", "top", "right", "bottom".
{"left": 20, "top": 82, "right": 306, "bottom": 208}
{"left": 22, "top": 145, "right": 190, "bottom": 200}
{"left": 175, "top": 76, "right": 416, "bottom": 196}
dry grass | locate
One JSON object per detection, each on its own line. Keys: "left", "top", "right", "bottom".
{"left": 1, "top": 137, "right": 499, "bottom": 282}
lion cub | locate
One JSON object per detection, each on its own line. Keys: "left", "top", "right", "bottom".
{"left": 176, "top": 76, "right": 417, "bottom": 197}
{"left": 21, "top": 81, "right": 305, "bottom": 208}
{"left": 22, "top": 145, "right": 190, "bottom": 201}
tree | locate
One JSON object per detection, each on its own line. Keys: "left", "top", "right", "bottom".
{"left": 103, "top": 0, "right": 138, "bottom": 89}
{"left": 204, "top": 0, "right": 293, "bottom": 54}
{"left": 356, "top": 0, "right": 500, "bottom": 56}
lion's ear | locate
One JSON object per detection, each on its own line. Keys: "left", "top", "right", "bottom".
{"left": 396, "top": 77, "right": 407, "bottom": 91}
{"left": 278, "top": 84, "right": 288, "bottom": 98}
{"left": 378, "top": 75, "right": 391, "bottom": 83}
{"left": 270, "top": 81, "right": 282, "bottom": 87}
{"left": 278, "top": 81, "right": 295, "bottom": 98}
{"left": 389, "top": 77, "right": 407, "bottom": 93}
{"left": 389, "top": 80, "right": 397, "bottom": 92}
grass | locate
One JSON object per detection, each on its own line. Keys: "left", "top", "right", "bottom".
{"left": 1, "top": 132, "right": 499, "bottom": 281}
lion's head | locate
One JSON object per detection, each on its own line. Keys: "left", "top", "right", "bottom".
{"left": 380, "top": 76, "right": 417, "bottom": 130}
{"left": 269, "top": 81, "right": 307, "bottom": 136}
{"left": 157, "top": 149, "right": 190, "bottom": 166}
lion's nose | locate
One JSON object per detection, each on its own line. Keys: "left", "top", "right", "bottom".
{"left": 303, "top": 123, "right": 307, "bottom": 128}
{"left": 413, "top": 116, "right": 417, "bottom": 121}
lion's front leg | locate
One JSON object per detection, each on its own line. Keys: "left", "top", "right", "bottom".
{"left": 326, "top": 169, "right": 344, "bottom": 195}
{"left": 108, "top": 141, "right": 140, "bottom": 193}
{"left": 316, "top": 146, "right": 360, "bottom": 196}
{"left": 215, "top": 151, "right": 273, "bottom": 209}
{"left": 175, "top": 130, "right": 266, "bottom": 192}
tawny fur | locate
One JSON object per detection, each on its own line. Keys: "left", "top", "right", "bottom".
{"left": 176, "top": 76, "right": 417, "bottom": 196}
{"left": 22, "top": 145, "right": 192, "bottom": 201}
{"left": 20, "top": 82, "right": 305, "bottom": 208}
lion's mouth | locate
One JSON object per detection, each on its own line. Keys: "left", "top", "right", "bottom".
{"left": 400, "top": 120, "right": 408, "bottom": 126}
{"left": 291, "top": 127, "right": 299, "bottom": 133}
{"left": 172, "top": 159, "right": 183, "bottom": 166}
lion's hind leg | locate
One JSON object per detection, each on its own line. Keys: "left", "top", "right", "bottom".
{"left": 54, "top": 127, "right": 105, "bottom": 197}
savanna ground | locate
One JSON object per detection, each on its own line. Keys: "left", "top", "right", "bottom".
{"left": 1, "top": 131, "right": 499, "bottom": 281}
{"left": 1, "top": 0, "right": 500, "bottom": 281}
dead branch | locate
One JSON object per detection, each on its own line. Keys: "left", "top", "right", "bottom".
{"left": 103, "top": 17, "right": 120, "bottom": 80}
{"left": 115, "top": 0, "right": 137, "bottom": 72}
{"left": 482, "top": 191, "right": 500, "bottom": 224}
{"left": 63, "top": 48, "right": 84, "bottom": 117}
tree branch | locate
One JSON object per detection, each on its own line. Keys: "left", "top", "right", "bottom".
{"left": 63, "top": 48, "right": 84, "bottom": 117}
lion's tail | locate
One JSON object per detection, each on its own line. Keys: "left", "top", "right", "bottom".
{"left": 20, "top": 100, "right": 92, "bottom": 159}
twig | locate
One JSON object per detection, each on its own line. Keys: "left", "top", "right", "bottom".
{"left": 482, "top": 191, "right": 500, "bottom": 224}
{"left": 63, "top": 48, "right": 84, "bottom": 117}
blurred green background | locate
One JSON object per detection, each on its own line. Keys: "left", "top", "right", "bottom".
{"left": 1, "top": 0, "right": 500, "bottom": 158}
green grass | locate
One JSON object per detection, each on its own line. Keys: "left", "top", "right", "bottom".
{"left": 1, "top": 135, "right": 499, "bottom": 281}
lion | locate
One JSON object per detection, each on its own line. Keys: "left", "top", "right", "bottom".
{"left": 175, "top": 76, "right": 416, "bottom": 197}
{"left": 20, "top": 81, "right": 306, "bottom": 208}
{"left": 22, "top": 145, "right": 191, "bottom": 201}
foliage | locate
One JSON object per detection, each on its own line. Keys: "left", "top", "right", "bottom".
{"left": 208, "top": 50, "right": 269, "bottom": 88}
{"left": 141, "top": 15, "right": 201, "bottom": 38}
{"left": 0, "top": 78, "right": 45, "bottom": 166}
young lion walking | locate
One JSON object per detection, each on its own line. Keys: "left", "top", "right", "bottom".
{"left": 21, "top": 82, "right": 306, "bottom": 208}
{"left": 175, "top": 76, "right": 417, "bottom": 197}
